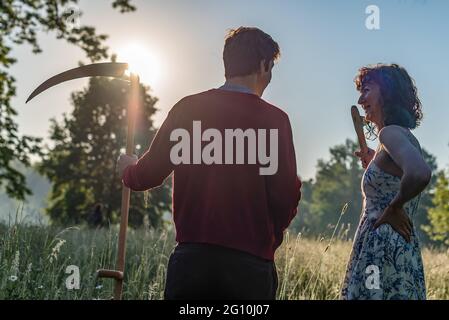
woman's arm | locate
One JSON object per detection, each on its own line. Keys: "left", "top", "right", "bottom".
{"left": 373, "top": 125, "right": 431, "bottom": 242}
{"left": 379, "top": 125, "right": 431, "bottom": 206}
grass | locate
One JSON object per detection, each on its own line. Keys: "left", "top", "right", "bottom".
{"left": 0, "top": 221, "right": 174, "bottom": 299}
{"left": 1, "top": 219, "right": 448, "bottom": 300}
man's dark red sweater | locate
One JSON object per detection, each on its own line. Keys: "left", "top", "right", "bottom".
{"left": 123, "top": 89, "right": 301, "bottom": 260}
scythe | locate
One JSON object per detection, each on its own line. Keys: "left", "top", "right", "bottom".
{"left": 27, "top": 62, "right": 141, "bottom": 300}
{"left": 351, "top": 105, "right": 368, "bottom": 154}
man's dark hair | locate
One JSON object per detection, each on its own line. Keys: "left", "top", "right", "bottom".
{"left": 223, "top": 27, "right": 280, "bottom": 78}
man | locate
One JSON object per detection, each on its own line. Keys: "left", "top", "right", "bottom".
{"left": 117, "top": 26, "right": 301, "bottom": 300}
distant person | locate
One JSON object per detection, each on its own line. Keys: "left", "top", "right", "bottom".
{"left": 117, "top": 27, "right": 301, "bottom": 299}
{"left": 88, "top": 203, "right": 104, "bottom": 228}
{"left": 341, "top": 63, "right": 431, "bottom": 300}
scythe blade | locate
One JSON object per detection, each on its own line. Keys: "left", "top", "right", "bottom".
{"left": 26, "top": 62, "right": 129, "bottom": 103}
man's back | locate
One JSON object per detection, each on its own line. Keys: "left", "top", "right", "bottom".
{"left": 120, "top": 26, "right": 301, "bottom": 300}
{"left": 123, "top": 88, "right": 301, "bottom": 260}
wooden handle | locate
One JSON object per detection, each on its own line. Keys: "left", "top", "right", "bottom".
{"left": 113, "top": 73, "right": 140, "bottom": 300}
{"left": 97, "top": 269, "right": 124, "bottom": 280}
{"left": 351, "top": 105, "right": 368, "bottom": 154}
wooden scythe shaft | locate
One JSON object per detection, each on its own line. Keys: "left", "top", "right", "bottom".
{"left": 351, "top": 105, "right": 368, "bottom": 154}
{"left": 113, "top": 73, "right": 140, "bottom": 299}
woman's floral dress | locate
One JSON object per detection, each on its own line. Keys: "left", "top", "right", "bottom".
{"left": 341, "top": 132, "right": 426, "bottom": 300}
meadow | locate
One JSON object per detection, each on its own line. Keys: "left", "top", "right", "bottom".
{"left": 1, "top": 219, "right": 448, "bottom": 300}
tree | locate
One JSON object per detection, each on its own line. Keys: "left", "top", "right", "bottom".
{"left": 289, "top": 139, "right": 364, "bottom": 237}
{"left": 309, "top": 139, "right": 364, "bottom": 237}
{"left": 423, "top": 170, "right": 449, "bottom": 246}
{"left": 0, "top": 161, "right": 51, "bottom": 224}
{"left": 38, "top": 74, "right": 171, "bottom": 227}
{"left": 0, "top": 0, "right": 135, "bottom": 200}
{"left": 289, "top": 178, "right": 314, "bottom": 233}
{"left": 414, "top": 149, "right": 439, "bottom": 243}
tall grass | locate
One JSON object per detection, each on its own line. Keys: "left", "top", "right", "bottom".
{"left": 0, "top": 221, "right": 174, "bottom": 299}
{"left": 0, "top": 215, "right": 448, "bottom": 299}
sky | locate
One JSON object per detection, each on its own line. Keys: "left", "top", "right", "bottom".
{"left": 9, "top": 0, "right": 449, "bottom": 180}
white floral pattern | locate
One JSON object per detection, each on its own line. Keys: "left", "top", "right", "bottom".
{"left": 341, "top": 133, "right": 426, "bottom": 300}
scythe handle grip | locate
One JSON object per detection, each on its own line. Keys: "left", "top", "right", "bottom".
{"left": 97, "top": 269, "right": 124, "bottom": 280}
{"left": 351, "top": 105, "right": 368, "bottom": 154}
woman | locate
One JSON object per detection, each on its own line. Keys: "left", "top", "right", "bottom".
{"left": 341, "top": 63, "right": 432, "bottom": 300}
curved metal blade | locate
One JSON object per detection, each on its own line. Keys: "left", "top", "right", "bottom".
{"left": 26, "top": 62, "right": 129, "bottom": 103}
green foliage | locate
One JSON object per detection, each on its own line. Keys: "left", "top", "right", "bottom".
{"left": 38, "top": 75, "right": 171, "bottom": 227}
{"left": 415, "top": 149, "right": 439, "bottom": 243}
{"left": 0, "top": 162, "right": 51, "bottom": 224}
{"left": 311, "top": 139, "right": 363, "bottom": 236}
{"left": 290, "top": 179, "right": 313, "bottom": 232}
{"left": 0, "top": 0, "right": 135, "bottom": 200}
{"left": 423, "top": 170, "right": 449, "bottom": 245}
{"left": 291, "top": 139, "right": 363, "bottom": 237}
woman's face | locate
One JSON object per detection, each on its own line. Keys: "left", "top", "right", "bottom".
{"left": 358, "top": 81, "right": 384, "bottom": 127}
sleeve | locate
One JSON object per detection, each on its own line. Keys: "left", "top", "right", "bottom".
{"left": 266, "top": 114, "right": 302, "bottom": 248}
{"left": 122, "top": 104, "right": 181, "bottom": 191}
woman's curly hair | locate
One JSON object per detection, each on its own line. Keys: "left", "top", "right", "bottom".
{"left": 355, "top": 63, "right": 423, "bottom": 129}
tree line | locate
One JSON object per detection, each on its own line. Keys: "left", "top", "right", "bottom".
{"left": 1, "top": 0, "right": 447, "bottom": 246}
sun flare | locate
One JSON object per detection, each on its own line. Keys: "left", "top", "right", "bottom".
{"left": 116, "top": 43, "right": 162, "bottom": 86}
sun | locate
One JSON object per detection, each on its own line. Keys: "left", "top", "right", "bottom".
{"left": 116, "top": 43, "right": 162, "bottom": 86}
